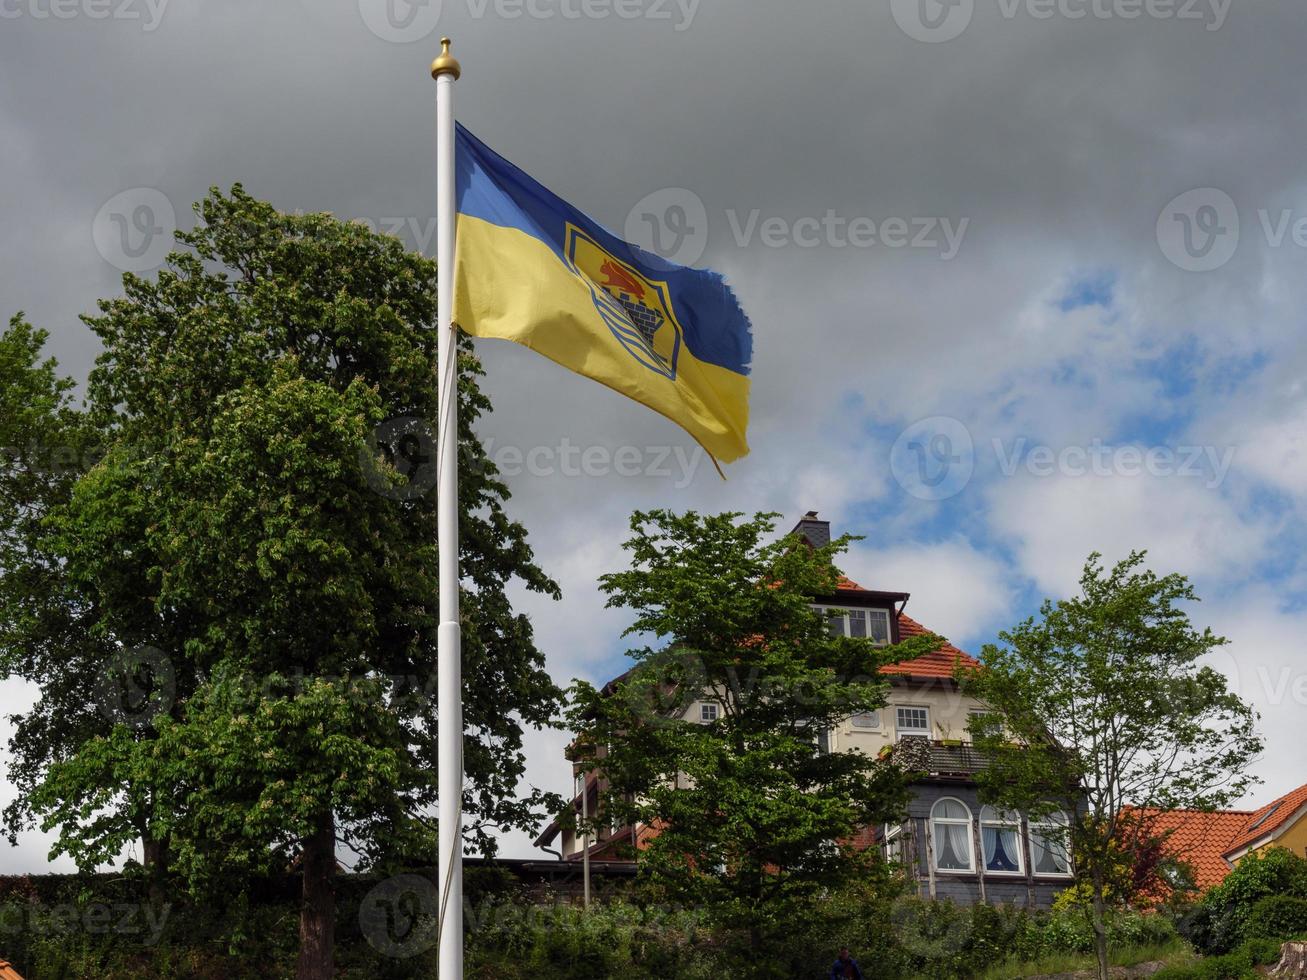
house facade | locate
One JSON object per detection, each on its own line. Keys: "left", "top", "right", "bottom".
{"left": 535, "top": 513, "right": 1075, "bottom": 907}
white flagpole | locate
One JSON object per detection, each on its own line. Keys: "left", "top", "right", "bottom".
{"left": 431, "top": 36, "right": 463, "bottom": 980}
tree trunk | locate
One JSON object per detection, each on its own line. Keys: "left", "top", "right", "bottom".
{"left": 1091, "top": 875, "right": 1110, "bottom": 980}
{"left": 141, "top": 832, "right": 169, "bottom": 907}
{"left": 1273, "top": 942, "right": 1307, "bottom": 978}
{"left": 296, "top": 811, "right": 336, "bottom": 980}
{"left": 142, "top": 833, "right": 167, "bottom": 871}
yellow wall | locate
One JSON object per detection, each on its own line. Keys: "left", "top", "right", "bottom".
{"left": 1228, "top": 811, "right": 1307, "bottom": 868}
{"left": 1251, "top": 812, "right": 1307, "bottom": 861}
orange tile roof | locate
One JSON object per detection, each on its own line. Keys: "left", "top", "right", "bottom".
{"left": 1223, "top": 782, "right": 1307, "bottom": 855}
{"left": 834, "top": 577, "right": 980, "bottom": 679}
{"left": 1126, "top": 808, "right": 1253, "bottom": 890}
{"left": 1122, "top": 784, "right": 1307, "bottom": 891}
{"left": 883, "top": 614, "right": 980, "bottom": 679}
{"left": 0, "top": 960, "right": 24, "bottom": 980}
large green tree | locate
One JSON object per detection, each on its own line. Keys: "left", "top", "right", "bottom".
{"left": 960, "top": 551, "right": 1262, "bottom": 980}
{"left": 1, "top": 187, "right": 563, "bottom": 979}
{"left": 569, "top": 510, "right": 936, "bottom": 964}
{"left": 0, "top": 317, "right": 109, "bottom": 842}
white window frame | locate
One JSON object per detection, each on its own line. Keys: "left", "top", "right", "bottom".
{"left": 895, "top": 704, "right": 931, "bottom": 737}
{"left": 815, "top": 726, "right": 833, "bottom": 754}
{"left": 979, "top": 805, "right": 1025, "bottom": 876}
{"left": 884, "top": 823, "right": 905, "bottom": 865}
{"left": 699, "top": 703, "right": 719, "bottom": 723}
{"left": 817, "top": 604, "right": 892, "bottom": 646}
{"left": 930, "top": 797, "right": 975, "bottom": 873}
{"left": 1029, "top": 811, "right": 1074, "bottom": 878}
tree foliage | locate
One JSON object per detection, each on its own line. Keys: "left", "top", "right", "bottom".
{"left": 568, "top": 510, "right": 939, "bottom": 952}
{"left": 960, "top": 551, "right": 1262, "bottom": 979}
{"left": 0, "top": 187, "right": 564, "bottom": 973}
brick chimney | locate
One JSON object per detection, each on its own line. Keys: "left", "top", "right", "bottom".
{"left": 791, "top": 511, "right": 831, "bottom": 548}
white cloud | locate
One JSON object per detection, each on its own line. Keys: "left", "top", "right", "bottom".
{"left": 1197, "top": 589, "right": 1307, "bottom": 811}
{"left": 987, "top": 471, "right": 1276, "bottom": 597}
{"left": 843, "top": 538, "right": 1017, "bottom": 649}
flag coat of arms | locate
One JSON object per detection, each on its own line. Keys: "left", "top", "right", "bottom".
{"left": 453, "top": 124, "right": 752, "bottom": 463}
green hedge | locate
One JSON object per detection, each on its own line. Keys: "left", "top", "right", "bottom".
{"left": 1180, "top": 848, "right": 1307, "bottom": 955}
{"left": 1151, "top": 937, "right": 1283, "bottom": 980}
{"left": 1244, "top": 894, "right": 1307, "bottom": 942}
{"left": 0, "top": 874, "right": 1183, "bottom": 979}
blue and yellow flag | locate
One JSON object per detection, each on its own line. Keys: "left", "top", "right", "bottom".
{"left": 453, "top": 125, "right": 752, "bottom": 464}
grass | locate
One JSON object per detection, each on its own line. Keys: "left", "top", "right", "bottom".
{"left": 970, "top": 939, "right": 1198, "bottom": 979}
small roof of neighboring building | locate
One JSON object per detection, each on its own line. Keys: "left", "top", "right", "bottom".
{"left": 1127, "top": 808, "right": 1255, "bottom": 890}
{"left": 0, "top": 959, "right": 24, "bottom": 980}
{"left": 1223, "top": 782, "right": 1307, "bottom": 857}
{"left": 1126, "top": 781, "right": 1307, "bottom": 890}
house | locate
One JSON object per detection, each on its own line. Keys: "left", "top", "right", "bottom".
{"left": 1131, "top": 782, "right": 1307, "bottom": 891}
{"left": 535, "top": 512, "right": 1077, "bottom": 908}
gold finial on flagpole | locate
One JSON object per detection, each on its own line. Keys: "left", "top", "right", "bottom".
{"left": 431, "top": 37, "right": 462, "bottom": 80}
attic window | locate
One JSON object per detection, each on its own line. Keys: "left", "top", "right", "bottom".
{"left": 699, "top": 703, "right": 719, "bottom": 723}
{"left": 822, "top": 606, "right": 891, "bottom": 646}
{"left": 1248, "top": 801, "right": 1284, "bottom": 832}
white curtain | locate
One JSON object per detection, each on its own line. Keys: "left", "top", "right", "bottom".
{"left": 1031, "top": 826, "right": 1070, "bottom": 874}
{"left": 983, "top": 825, "right": 1021, "bottom": 872}
{"left": 935, "top": 820, "right": 972, "bottom": 870}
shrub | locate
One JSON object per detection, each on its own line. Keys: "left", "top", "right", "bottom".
{"left": 1151, "top": 937, "right": 1283, "bottom": 980}
{"left": 1185, "top": 848, "right": 1307, "bottom": 954}
{"left": 1034, "top": 904, "right": 1177, "bottom": 955}
{"left": 1244, "top": 893, "right": 1307, "bottom": 942}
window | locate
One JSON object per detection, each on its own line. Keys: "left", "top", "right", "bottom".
{"left": 699, "top": 703, "right": 719, "bottom": 723}
{"left": 851, "top": 711, "right": 881, "bottom": 729}
{"left": 821, "top": 606, "right": 891, "bottom": 646}
{"left": 1030, "top": 812, "right": 1072, "bottom": 876}
{"left": 980, "top": 805, "right": 1023, "bottom": 874}
{"left": 896, "top": 705, "right": 931, "bottom": 736}
{"left": 930, "top": 798, "right": 974, "bottom": 872}
{"left": 816, "top": 727, "right": 833, "bottom": 754}
{"left": 884, "top": 823, "right": 905, "bottom": 865}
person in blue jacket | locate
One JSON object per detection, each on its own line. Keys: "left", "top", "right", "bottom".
{"left": 829, "top": 946, "right": 864, "bottom": 979}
